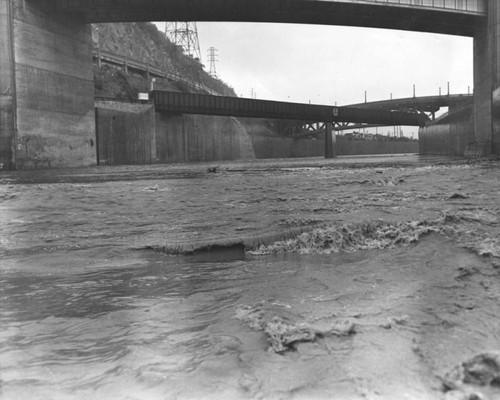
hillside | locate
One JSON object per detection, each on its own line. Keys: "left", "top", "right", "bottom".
{"left": 92, "top": 22, "right": 237, "bottom": 99}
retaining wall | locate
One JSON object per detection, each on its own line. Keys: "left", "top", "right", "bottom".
{"left": 419, "top": 107, "right": 474, "bottom": 156}
{"left": 155, "top": 113, "right": 255, "bottom": 163}
{"left": 336, "top": 137, "right": 418, "bottom": 156}
{"left": 96, "top": 102, "right": 156, "bottom": 165}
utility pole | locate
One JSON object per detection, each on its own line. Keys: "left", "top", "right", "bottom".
{"left": 165, "top": 22, "right": 202, "bottom": 62}
{"left": 207, "top": 46, "right": 219, "bottom": 78}
{"left": 93, "top": 25, "right": 102, "bottom": 68}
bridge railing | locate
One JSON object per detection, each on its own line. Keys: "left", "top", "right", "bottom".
{"left": 344, "top": 0, "right": 486, "bottom": 14}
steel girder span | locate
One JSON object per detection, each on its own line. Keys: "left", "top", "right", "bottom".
{"left": 152, "top": 91, "right": 428, "bottom": 127}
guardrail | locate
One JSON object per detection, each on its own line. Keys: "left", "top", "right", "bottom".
{"left": 338, "top": 0, "right": 486, "bottom": 14}
{"left": 93, "top": 49, "right": 222, "bottom": 96}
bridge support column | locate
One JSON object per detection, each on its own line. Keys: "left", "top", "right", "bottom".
{"left": 324, "top": 121, "right": 335, "bottom": 158}
{"left": 473, "top": 0, "right": 500, "bottom": 156}
{"left": 0, "top": 0, "right": 15, "bottom": 170}
{"left": 3, "top": 0, "right": 96, "bottom": 169}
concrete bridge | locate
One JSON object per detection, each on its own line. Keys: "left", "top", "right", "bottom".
{"left": 348, "top": 93, "right": 474, "bottom": 120}
{"left": 58, "top": 0, "right": 485, "bottom": 36}
{"left": 1, "top": 0, "right": 498, "bottom": 169}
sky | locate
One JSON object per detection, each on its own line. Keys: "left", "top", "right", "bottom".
{"left": 155, "top": 21, "right": 473, "bottom": 135}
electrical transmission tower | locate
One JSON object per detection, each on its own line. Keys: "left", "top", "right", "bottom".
{"left": 165, "top": 22, "right": 202, "bottom": 62}
{"left": 207, "top": 47, "right": 219, "bottom": 78}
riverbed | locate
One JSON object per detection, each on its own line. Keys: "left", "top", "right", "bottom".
{"left": 1, "top": 155, "right": 499, "bottom": 399}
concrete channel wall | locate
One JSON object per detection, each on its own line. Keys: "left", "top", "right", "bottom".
{"left": 155, "top": 114, "right": 255, "bottom": 163}
{"left": 419, "top": 107, "right": 474, "bottom": 156}
{"left": 250, "top": 136, "right": 418, "bottom": 159}
{"left": 96, "top": 102, "right": 156, "bottom": 165}
{"left": 94, "top": 107, "right": 419, "bottom": 164}
{"left": 336, "top": 137, "right": 418, "bottom": 156}
{"left": 0, "top": 97, "right": 14, "bottom": 170}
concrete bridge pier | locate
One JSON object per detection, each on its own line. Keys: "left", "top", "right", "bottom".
{"left": 324, "top": 122, "right": 336, "bottom": 159}
{"left": 0, "top": 0, "right": 15, "bottom": 170}
{"left": 474, "top": 0, "right": 500, "bottom": 156}
{"left": 0, "top": 0, "right": 95, "bottom": 169}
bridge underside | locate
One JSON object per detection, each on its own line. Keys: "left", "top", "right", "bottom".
{"left": 56, "top": 0, "right": 482, "bottom": 37}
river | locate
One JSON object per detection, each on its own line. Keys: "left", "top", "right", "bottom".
{"left": 1, "top": 155, "right": 499, "bottom": 400}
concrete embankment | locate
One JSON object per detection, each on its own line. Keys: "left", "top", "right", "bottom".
{"left": 95, "top": 100, "right": 418, "bottom": 165}
{"left": 419, "top": 106, "right": 474, "bottom": 156}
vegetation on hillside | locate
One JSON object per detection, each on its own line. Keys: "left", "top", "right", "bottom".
{"left": 92, "top": 22, "right": 237, "bottom": 99}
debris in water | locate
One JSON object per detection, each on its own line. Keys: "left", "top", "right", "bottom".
{"left": 450, "top": 193, "right": 469, "bottom": 199}
{"left": 235, "top": 302, "right": 355, "bottom": 353}
{"left": 444, "top": 389, "right": 485, "bottom": 400}
{"left": 441, "top": 352, "right": 500, "bottom": 399}
{"left": 144, "top": 184, "right": 159, "bottom": 191}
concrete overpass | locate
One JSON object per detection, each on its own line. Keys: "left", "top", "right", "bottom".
{"left": 1, "top": 0, "right": 499, "bottom": 169}
{"left": 346, "top": 93, "right": 474, "bottom": 124}
{"left": 349, "top": 94, "right": 473, "bottom": 113}
{"left": 57, "top": 0, "right": 485, "bottom": 36}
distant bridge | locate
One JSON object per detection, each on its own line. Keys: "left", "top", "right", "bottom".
{"left": 152, "top": 90, "right": 429, "bottom": 157}
{"left": 333, "top": 93, "right": 474, "bottom": 130}
{"left": 335, "top": 94, "right": 474, "bottom": 131}
{"left": 349, "top": 94, "right": 473, "bottom": 115}
{"left": 152, "top": 90, "right": 428, "bottom": 127}
{"left": 250, "top": 94, "right": 472, "bottom": 135}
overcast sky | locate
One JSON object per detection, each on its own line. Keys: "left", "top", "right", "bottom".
{"left": 155, "top": 21, "right": 473, "bottom": 135}
{"left": 193, "top": 23, "right": 473, "bottom": 104}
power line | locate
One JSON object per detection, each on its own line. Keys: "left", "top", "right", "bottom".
{"left": 207, "top": 46, "right": 219, "bottom": 78}
{"left": 165, "top": 22, "right": 202, "bottom": 62}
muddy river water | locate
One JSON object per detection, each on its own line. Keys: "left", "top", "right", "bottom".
{"left": 1, "top": 155, "right": 499, "bottom": 400}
